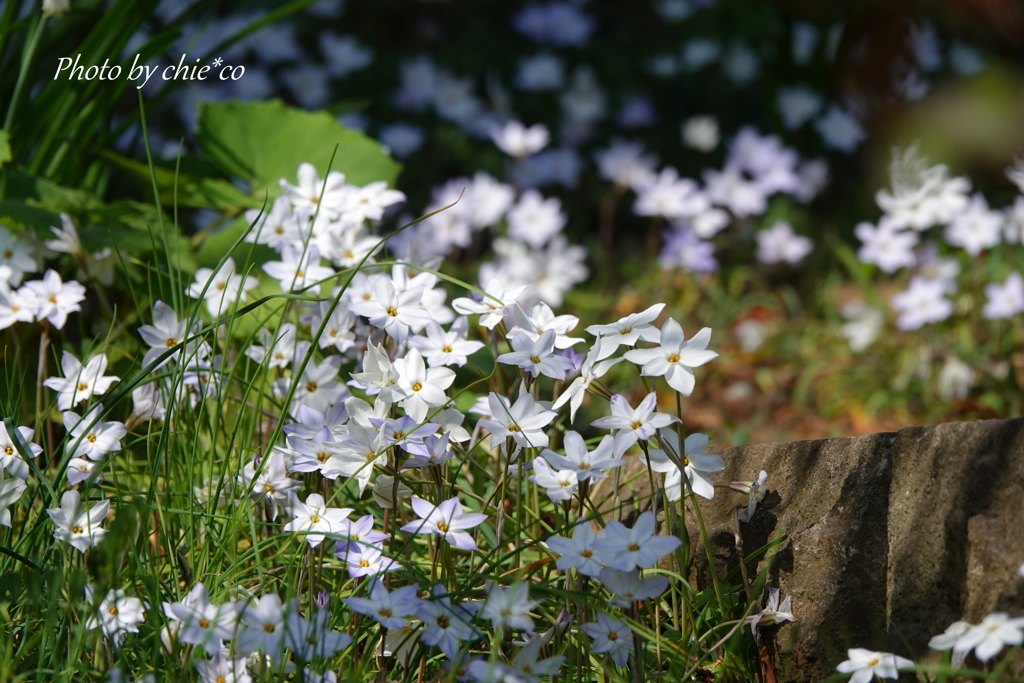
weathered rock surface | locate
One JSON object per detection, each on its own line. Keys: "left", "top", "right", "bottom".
{"left": 632, "top": 419, "right": 1024, "bottom": 681}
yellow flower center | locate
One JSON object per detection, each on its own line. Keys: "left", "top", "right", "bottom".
{"left": 630, "top": 421, "right": 643, "bottom": 430}
{"left": 48, "top": 295, "right": 58, "bottom": 304}
{"left": 264, "top": 623, "right": 276, "bottom": 633}
{"left": 387, "top": 307, "right": 398, "bottom": 317}
{"left": 581, "top": 551, "right": 593, "bottom": 558}
{"left": 507, "top": 425, "right": 520, "bottom": 432}
{"left": 166, "top": 338, "right": 177, "bottom": 347}
{"left": 668, "top": 354, "right": 680, "bottom": 363}
{"left": 379, "top": 609, "right": 393, "bottom": 618}
{"left": 318, "top": 452, "right": 329, "bottom": 463}
{"left": 412, "top": 383, "right": 422, "bottom": 392}
{"left": 2, "top": 250, "right": 11, "bottom": 259}
{"left": 3, "top": 446, "right": 12, "bottom": 455}
{"left": 442, "top": 345, "right": 453, "bottom": 353}
{"left": 216, "top": 282, "right": 226, "bottom": 290}
{"left": 437, "top": 616, "right": 450, "bottom": 628}
{"left": 360, "top": 560, "right": 370, "bottom": 567}
{"left": 437, "top": 523, "right": 448, "bottom": 532}
{"left": 530, "top": 356, "right": 541, "bottom": 364}
{"left": 78, "top": 383, "right": 89, "bottom": 392}
{"left": 72, "top": 525, "right": 83, "bottom": 534}
{"left": 199, "top": 618, "right": 210, "bottom": 628}
{"left": 608, "top": 632, "right": 619, "bottom": 641}
{"left": 109, "top": 606, "right": 118, "bottom": 616}
{"left": 628, "top": 543, "right": 641, "bottom": 552}
{"left": 869, "top": 658, "right": 879, "bottom": 666}
{"left": 87, "top": 434, "right": 97, "bottom": 443}
{"left": 306, "top": 382, "right": 318, "bottom": 392}
{"left": 310, "top": 515, "right": 320, "bottom": 524}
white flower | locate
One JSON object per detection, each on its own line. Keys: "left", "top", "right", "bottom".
{"left": 0, "top": 225, "right": 37, "bottom": 286}
{"left": 506, "top": 302, "right": 584, "bottom": 349}
{"left": 598, "top": 568, "right": 669, "bottom": 607}
{"left": 546, "top": 521, "right": 604, "bottom": 577}
{"left": 929, "top": 620, "right": 971, "bottom": 668}
{"left": 952, "top": 613, "right": 1024, "bottom": 663}
{"left": 137, "top": 300, "right": 201, "bottom": 370}
{"left": 982, "top": 272, "right": 1024, "bottom": 320}
{"left": 507, "top": 190, "right": 566, "bottom": 248}
{"left": 43, "top": 351, "right": 120, "bottom": 411}
{"left": 284, "top": 607, "right": 353, "bottom": 660}
{"left": 349, "top": 343, "right": 409, "bottom": 404}
{"left": 186, "top": 258, "right": 258, "bottom": 317}
{"left": 646, "top": 430, "right": 725, "bottom": 501}
{"left": 271, "top": 349, "right": 347, "bottom": 415}
{"left": 1007, "top": 157, "right": 1024, "bottom": 193}
{"left": 757, "top": 221, "right": 813, "bottom": 265}
{"left": 0, "top": 468, "right": 27, "bottom": 527}
{"left": 490, "top": 121, "right": 549, "bottom": 158}
{"left": 418, "top": 585, "right": 481, "bottom": 659}
{"left": 371, "top": 474, "right": 412, "bottom": 509}
{"left": 343, "top": 580, "right": 421, "bottom": 630}
{"left": 240, "top": 452, "right": 300, "bottom": 516}
{"left": 481, "top": 582, "right": 539, "bottom": 632}
{"left": 623, "top": 318, "right": 717, "bottom": 397}
{"left": 855, "top": 218, "right": 917, "bottom": 274}
{"left": 279, "top": 162, "right": 351, "bottom": 218}
{"left": 235, "top": 594, "right": 287, "bottom": 657}
{"left": 20, "top": 270, "right": 86, "bottom": 329}
{"left": 408, "top": 318, "right": 484, "bottom": 368}
{"left": 63, "top": 404, "right": 126, "bottom": 461}
{"left": 592, "top": 510, "right": 682, "bottom": 571}
{"left": 0, "top": 285, "right": 34, "bottom": 330}
{"left": 529, "top": 458, "right": 579, "bottom": 502}
{"left": 840, "top": 302, "right": 884, "bottom": 352}
{"left": 0, "top": 423, "right": 39, "bottom": 478}
{"left": 162, "top": 582, "right": 239, "bottom": 655}
{"left": 836, "top": 649, "right": 913, "bottom": 683}
{"left": 477, "top": 392, "right": 557, "bottom": 451}
{"left": 815, "top": 105, "right": 866, "bottom": 153}
{"left": 85, "top": 586, "right": 146, "bottom": 645}
{"left": 582, "top": 613, "right": 633, "bottom": 667}
{"left": 876, "top": 146, "right": 970, "bottom": 231}
{"left": 746, "top": 587, "right": 796, "bottom": 643}
{"left": 42, "top": 0, "right": 72, "bottom": 17}
{"left": 400, "top": 496, "right": 487, "bottom": 551}
{"left": 891, "top": 276, "right": 954, "bottom": 331}
{"left": 591, "top": 391, "right": 679, "bottom": 453}
{"left": 777, "top": 86, "right": 823, "bottom": 130}
{"left": 541, "top": 432, "right": 624, "bottom": 482}
{"left": 348, "top": 276, "right": 432, "bottom": 343}
{"left": 396, "top": 348, "right": 455, "bottom": 422}
{"left": 552, "top": 338, "right": 623, "bottom": 423}
{"left": 730, "top": 470, "right": 769, "bottom": 521}
{"left": 48, "top": 489, "right": 109, "bottom": 552}
{"left": 944, "top": 194, "right": 1003, "bottom": 256}
{"left": 498, "top": 329, "right": 574, "bottom": 381}
{"left": 282, "top": 493, "right": 352, "bottom": 548}
{"left": 585, "top": 303, "right": 665, "bottom": 351}
{"left": 262, "top": 245, "right": 335, "bottom": 294}
{"left": 337, "top": 181, "right": 405, "bottom": 225}
{"left": 633, "top": 168, "right": 710, "bottom": 220}
{"left": 195, "top": 653, "right": 251, "bottom": 683}
{"left": 682, "top": 116, "right": 720, "bottom": 152}
{"left": 245, "top": 324, "right": 298, "bottom": 369}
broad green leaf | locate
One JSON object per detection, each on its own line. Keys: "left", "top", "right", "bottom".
{"left": 195, "top": 99, "right": 401, "bottom": 196}
{"left": 101, "top": 151, "right": 261, "bottom": 210}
